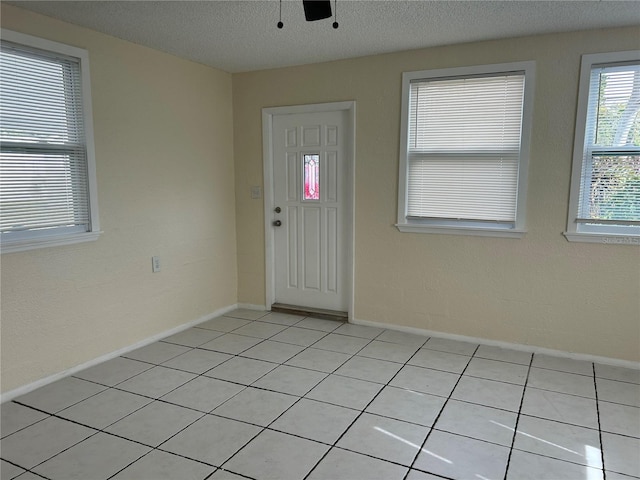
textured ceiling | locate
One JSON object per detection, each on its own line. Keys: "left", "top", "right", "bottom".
{"left": 7, "top": 0, "right": 640, "bottom": 73}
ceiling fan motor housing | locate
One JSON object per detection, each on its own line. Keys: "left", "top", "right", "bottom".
{"left": 303, "top": 0, "right": 333, "bottom": 21}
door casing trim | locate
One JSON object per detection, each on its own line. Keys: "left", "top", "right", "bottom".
{"left": 262, "top": 101, "right": 356, "bottom": 320}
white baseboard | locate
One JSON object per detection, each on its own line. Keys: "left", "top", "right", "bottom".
{"left": 1, "top": 303, "right": 238, "bottom": 404}
{"left": 237, "top": 303, "right": 268, "bottom": 311}
{"left": 351, "top": 317, "right": 640, "bottom": 370}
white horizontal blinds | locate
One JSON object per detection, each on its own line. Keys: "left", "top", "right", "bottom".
{"left": 0, "top": 40, "right": 90, "bottom": 234}
{"left": 407, "top": 73, "right": 525, "bottom": 222}
{"left": 577, "top": 63, "right": 640, "bottom": 225}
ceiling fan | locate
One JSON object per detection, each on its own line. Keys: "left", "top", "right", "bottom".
{"left": 278, "top": 0, "right": 339, "bottom": 29}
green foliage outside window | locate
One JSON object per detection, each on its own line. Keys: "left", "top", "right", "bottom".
{"left": 588, "top": 69, "right": 640, "bottom": 221}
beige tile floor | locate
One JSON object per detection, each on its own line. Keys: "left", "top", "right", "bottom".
{"left": 1, "top": 309, "right": 639, "bottom": 480}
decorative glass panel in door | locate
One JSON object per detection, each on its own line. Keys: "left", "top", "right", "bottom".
{"left": 304, "top": 154, "right": 320, "bottom": 200}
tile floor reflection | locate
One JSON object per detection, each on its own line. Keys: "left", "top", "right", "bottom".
{"left": 1, "top": 309, "right": 639, "bottom": 480}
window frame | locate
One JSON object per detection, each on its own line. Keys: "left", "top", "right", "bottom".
{"left": 396, "top": 61, "right": 535, "bottom": 238}
{"left": 0, "top": 29, "right": 101, "bottom": 254}
{"left": 565, "top": 50, "right": 640, "bottom": 245}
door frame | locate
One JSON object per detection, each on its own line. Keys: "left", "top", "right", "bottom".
{"left": 262, "top": 101, "right": 356, "bottom": 319}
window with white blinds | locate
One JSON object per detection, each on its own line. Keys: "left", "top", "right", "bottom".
{"left": 0, "top": 30, "right": 100, "bottom": 253}
{"left": 566, "top": 51, "right": 640, "bottom": 243}
{"left": 397, "top": 62, "right": 535, "bottom": 237}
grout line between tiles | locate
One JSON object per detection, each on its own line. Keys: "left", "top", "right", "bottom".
{"left": 1, "top": 457, "right": 51, "bottom": 480}
{"left": 506, "top": 449, "right": 614, "bottom": 472}
{"left": 528, "top": 365, "right": 595, "bottom": 378}
{"left": 512, "top": 411, "right": 602, "bottom": 433}
{"left": 21, "top": 469, "right": 50, "bottom": 480}
{"left": 102, "top": 443, "right": 173, "bottom": 480}
{"left": 1, "top": 407, "right": 103, "bottom": 475}
{"left": 402, "top": 343, "right": 479, "bottom": 480}
{"left": 72, "top": 359, "right": 156, "bottom": 387}
{"left": 595, "top": 377, "right": 640, "bottom": 387}
{"left": 205, "top": 468, "right": 257, "bottom": 480}
{"left": 501, "top": 351, "right": 534, "bottom": 480}
{"left": 327, "top": 444, "right": 430, "bottom": 472}
{"left": 593, "top": 362, "right": 607, "bottom": 480}
{"left": 521, "top": 383, "right": 598, "bottom": 401}
{"left": 0, "top": 412, "right": 51, "bottom": 443}
{"left": 472, "top": 355, "right": 531, "bottom": 367}
{"left": 596, "top": 429, "right": 640, "bottom": 440}
{"left": 12, "top": 377, "right": 114, "bottom": 421}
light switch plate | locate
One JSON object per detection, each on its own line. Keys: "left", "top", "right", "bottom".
{"left": 250, "top": 186, "right": 262, "bottom": 199}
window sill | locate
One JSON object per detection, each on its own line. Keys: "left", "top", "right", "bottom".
{"left": 1, "top": 231, "right": 102, "bottom": 254}
{"left": 395, "top": 223, "right": 526, "bottom": 238}
{"left": 563, "top": 232, "right": 640, "bottom": 245}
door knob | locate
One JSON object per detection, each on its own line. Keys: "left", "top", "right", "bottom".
{"left": 273, "top": 220, "right": 282, "bottom": 227}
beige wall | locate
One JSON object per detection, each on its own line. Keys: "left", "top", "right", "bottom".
{"left": 234, "top": 27, "right": 640, "bottom": 361}
{"left": 0, "top": 5, "right": 237, "bottom": 393}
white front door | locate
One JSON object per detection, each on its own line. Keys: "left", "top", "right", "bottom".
{"left": 270, "top": 109, "right": 349, "bottom": 311}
